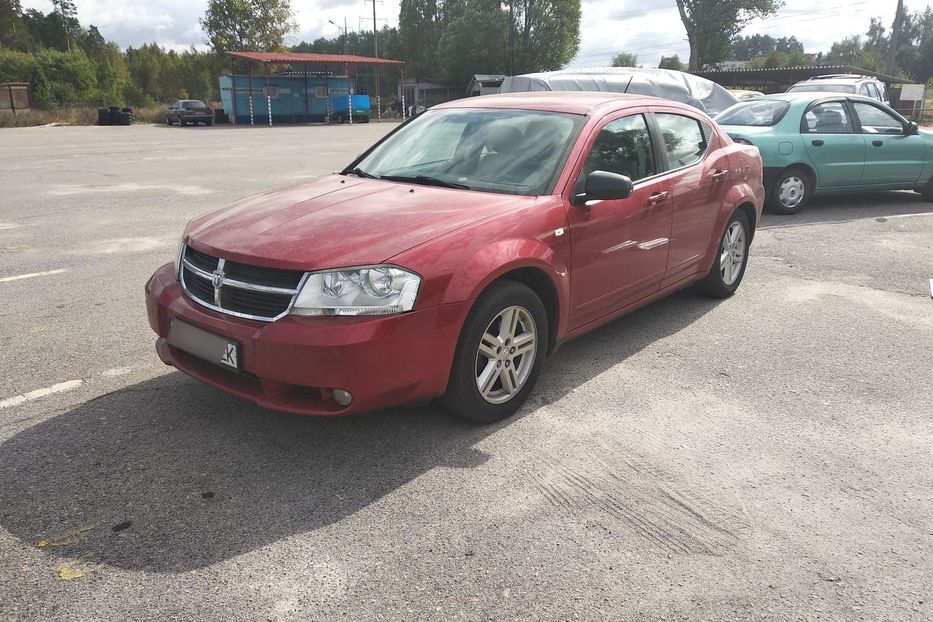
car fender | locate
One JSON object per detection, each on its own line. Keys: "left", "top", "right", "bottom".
{"left": 698, "top": 182, "right": 760, "bottom": 275}
{"left": 441, "top": 238, "right": 571, "bottom": 340}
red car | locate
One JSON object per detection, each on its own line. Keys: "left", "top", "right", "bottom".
{"left": 146, "top": 92, "right": 764, "bottom": 422}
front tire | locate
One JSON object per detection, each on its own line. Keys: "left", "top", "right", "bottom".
{"left": 441, "top": 280, "right": 548, "bottom": 423}
{"left": 767, "top": 167, "right": 812, "bottom": 214}
{"left": 696, "top": 209, "right": 751, "bottom": 298}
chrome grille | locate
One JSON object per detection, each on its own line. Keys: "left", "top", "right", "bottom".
{"left": 180, "top": 245, "right": 307, "bottom": 321}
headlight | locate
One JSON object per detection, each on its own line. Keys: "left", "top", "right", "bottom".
{"left": 291, "top": 266, "right": 421, "bottom": 316}
{"left": 173, "top": 237, "right": 186, "bottom": 280}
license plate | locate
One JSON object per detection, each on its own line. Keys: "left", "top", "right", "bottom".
{"left": 168, "top": 318, "right": 239, "bottom": 370}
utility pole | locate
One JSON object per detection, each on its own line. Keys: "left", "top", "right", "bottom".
{"left": 372, "top": 0, "right": 380, "bottom": 122}
{"left": 886, "top": 0, "right": 904, "bottom": 75}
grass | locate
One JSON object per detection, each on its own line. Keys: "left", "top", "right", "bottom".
{"left": 0, "top": 105, "right": 174, "bottom": 128}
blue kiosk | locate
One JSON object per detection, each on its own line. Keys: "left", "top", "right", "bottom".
{"left": 222, "top": 51, "right": 406, "bottom": 125}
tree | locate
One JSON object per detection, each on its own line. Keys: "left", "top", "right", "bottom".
{"left": 658, "top": 54, "right": 685, "bottom": 71}
{"left": 508, "top": 0, "right": 581, "bottom": 75}
{"left": 50, "top": 0, "right": 77, "bottom": 51}
{"left": 610, "top": 52, "right": 638, "bottom": 67}
{"left": 886, "top": 0, "right": 904, "bottom": 74}
{"left": 398, "top": 0, "right": 446, "bottom": 79}
{"left": 200, "top": 0, "right": 296, "bottom": 56}
{"left": 0, "top": 0, "right": 21, "bottom": 35}
{"left": 675, "top": 0, "right": 782, "bottom": 70}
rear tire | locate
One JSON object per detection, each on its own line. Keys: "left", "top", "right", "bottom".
{"left": 441, "top": 280, "right": 548, "bottom": 424}
{"left": 766, "top": 167, "right": 812, "bottom": 214}
{"left": 180, "top": 119, "right": 187, "bottom": 127}
{"left": 696, "top": 209, "right": 751, "bottom": 299}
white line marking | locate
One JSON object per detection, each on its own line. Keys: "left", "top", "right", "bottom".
{"left": 883, "top": 211, "right": 933, "bottom": 220}
{"left": 0, "top": 269, "right": 68, "bottom": 283}
{"left": 0, "top": 223, "right": 21, "bottom": 231}
{"left": 0, "top": 380, "right": 83, "bottom": 409}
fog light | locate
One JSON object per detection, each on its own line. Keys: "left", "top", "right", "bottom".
{"left": 333, "top": 389, "right": 353, "bottom": 407}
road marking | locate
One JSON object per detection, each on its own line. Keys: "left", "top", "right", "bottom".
{"left": 0, "top": 379, "right": 83, "bottom": 409}
{"left": 0, "top": 223, "right": 20, "bottom": 231}
{"left": 882, "top": 211, "right": 933, "bottom": 220}
{"left": 0, "top": 268, "right": 68, "bottom": 283}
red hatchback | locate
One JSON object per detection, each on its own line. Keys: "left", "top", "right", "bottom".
{"left": 146, "top": 92, "right": 764, "bottom": 422}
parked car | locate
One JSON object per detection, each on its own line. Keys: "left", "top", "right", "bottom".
{"left": 716, "top": 93, "right": 933, "bottom": 214}
{"left": 166, "top": 100, "right": 214, "bottom": 126}
{"left": 146, "top": 92, "right": 764, "bottom": 422}
{"left": 787, "top": 74, "right": 889, "bottom": 104}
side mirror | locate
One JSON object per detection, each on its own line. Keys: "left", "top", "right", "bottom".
{"left": 574, "top": 170, "right": 634, "bottom": 205}
{"left": 906, "top": 121, "right": 920, "bottom": 136}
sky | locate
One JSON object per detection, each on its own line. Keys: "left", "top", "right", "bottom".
{"left": 20, "top": 0, "right": 929, "bottom": 68}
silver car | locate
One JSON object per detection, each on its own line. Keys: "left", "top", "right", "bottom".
{"left": 787, "top": 74, "right": 889, "bottom": 105}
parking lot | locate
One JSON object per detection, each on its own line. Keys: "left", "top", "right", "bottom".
{"left": 1, "top": 123, "right": 931, "bottom": 621}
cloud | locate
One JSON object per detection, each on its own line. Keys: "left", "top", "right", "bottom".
{"left": 20, "top": 0, "right": 922, "bottom": 65}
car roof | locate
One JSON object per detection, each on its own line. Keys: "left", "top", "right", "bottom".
{"left": 432, "top": 91, "right": 698, "bottom": 116}
{"left": 751, "top": 92, "right": 886, "bottom": 104}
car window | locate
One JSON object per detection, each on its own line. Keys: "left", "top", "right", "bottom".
{"left": 858, "top": 84, "right": 870, "bottom": 96}
{"left": 579, "top": 114, "right": 656, "bottom": 184}
{"left": 851, "top": 102, "right": 903, "bottom": 134}
{"left": 716, "top": 100, "right": 791, "bottom": 126}
{"left": 802, "top": 101, "right": 853, "bottom": 133}
{"left": 866, "top": 83, "right": 881, "bottom": 100}
{"left": 654, "top": 113, "right": 706, "bottom": 169}
{"left": 183, "top": 101, "right": 207, "bottom": 110}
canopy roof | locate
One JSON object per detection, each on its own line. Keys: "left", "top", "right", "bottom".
{"left": 227, "top": 51, "right": 404, "bottom": 67}
{"left": 498, "top": 67, "right": 737, "bottom": 115}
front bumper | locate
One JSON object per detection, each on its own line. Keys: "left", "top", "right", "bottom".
{"left": 145, "top": 263, "right": 470, "bottom": 416}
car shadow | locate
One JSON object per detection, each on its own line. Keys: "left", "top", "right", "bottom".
{"left": 760, "top": 191, "right": 931, "bottom": 229}
{"left": 0, "top": 290, "right": 721, "bottom": 573}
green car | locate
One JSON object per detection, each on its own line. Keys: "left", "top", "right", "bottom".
{"left": 715, "top": 93, "right": 933, "bottom": 214}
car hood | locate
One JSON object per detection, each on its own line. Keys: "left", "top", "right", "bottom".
{"left": 186, "top": 175, "right": 540, "bottom": 270}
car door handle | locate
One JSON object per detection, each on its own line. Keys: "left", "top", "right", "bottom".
{"left": 647, "top": 191, "right": 670, "bottom": 205}
{"left": 811, "top": 139, "right": 824, "bottom": 147}
{"left": 710, "top": 169, "right": 729, "bottom": 179}
{"left": 872, "top": 140, "right": 884, "bottom": 147}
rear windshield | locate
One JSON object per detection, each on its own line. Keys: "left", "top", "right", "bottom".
{"left": 787, "top": 84, "right": 856, "bottom": 94}
{"left": 182, "top": 101, "right": 207, "bottom": 109}
{"left": 715, "top": 100, "right": 791, "bottom": 126}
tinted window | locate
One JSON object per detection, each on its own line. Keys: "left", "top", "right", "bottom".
{"left": 788, "top": 84, "right": 857, "bottom": 94}
{"left": 580, "top": 114, "right": 655, "bottom": 183}
{"left": 858, "top": 84, "right": 870, "bottom": 96}
{"left": 182, "top": 100, "right": 207, "bottom": 109}
{"left": 353, "top": 108, "right": 583, "bottom": 196}
{"left": 802, "top": 102, "right": 852, "bottom": 133}
{"left": 852, "top": 102, "right": 903, "bottom": 134}
{"left": 716, "top": 100, "right": 791, "bottom": 126}
{"left": 655, "top": 113, "right": 706, "bottom": 168}
{"left": 866, "top": 83, "right": 881, "bottom": 100}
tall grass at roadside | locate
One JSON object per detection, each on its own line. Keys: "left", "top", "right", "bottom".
{"left": 0, "top": 105, "right": 170, "bottom": 128}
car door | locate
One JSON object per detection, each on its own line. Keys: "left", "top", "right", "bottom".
{"left": 170, "top": 101, "right": 180, "bottom": 120}
{"left": 849, "top": 100, "right": 925, "bottom": 186}
{"left": 650, "top": 110, "right": 727, "bottom": 286}
{"left": 566, "top": 111, "right": 673, "bottom": 329}
{"left": 800, "top": 99, "right": 866, "bottom": 187}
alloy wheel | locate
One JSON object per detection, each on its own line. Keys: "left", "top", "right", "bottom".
{"left": 475, "top": 306, "right": 537, "bottom": 404}
{"left": 719, "top": 221, "right": 746, "bottom": 286}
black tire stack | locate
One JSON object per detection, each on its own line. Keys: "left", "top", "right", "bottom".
{"left": 98, "top": 105, "right": 134, "bottom": 126}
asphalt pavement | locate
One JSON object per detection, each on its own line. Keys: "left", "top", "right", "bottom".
{"left": 1, "top": 123, "right": 931, "bottom": 621}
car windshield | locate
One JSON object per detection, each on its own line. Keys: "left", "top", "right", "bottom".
{"left": 716, "top": 100, "right": 792, "bottom": 126}
{"left": 787, "top": 84, "right": 856, "bottom": 94}
{"left": 183, "top": 101, "right": 207, "bottom": 109}
{"left": 348, "top": 108, "right": 584, "bottom": 196}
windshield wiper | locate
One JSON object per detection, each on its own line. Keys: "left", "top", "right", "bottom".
{"left": 344, "top": 167, "right": 377, "bottom": 179}
{"left": 379, "top": 175, "right": 470, "bottom": 190}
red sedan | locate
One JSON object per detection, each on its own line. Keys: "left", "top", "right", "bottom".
{"left": 145, "top": 92, "right": 764, "bottom": 422}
